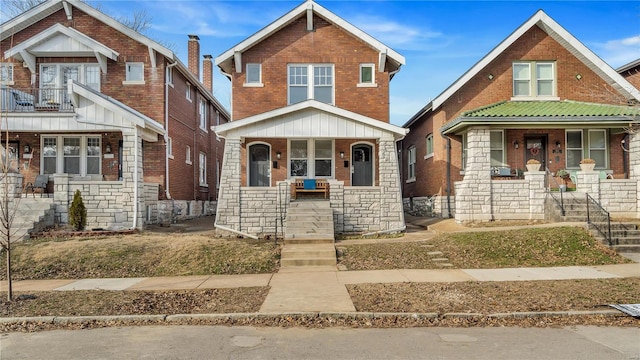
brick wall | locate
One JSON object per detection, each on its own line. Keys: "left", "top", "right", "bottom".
{"left": 231, "top": 15, "right": 389, "bottom": 121}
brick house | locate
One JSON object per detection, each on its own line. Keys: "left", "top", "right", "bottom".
{"left": 0, "top": 0, "right": 229, "bottom": 231}
{"left": 618, "top": 59, "right": 640, "bottom": 91}
{"left": 212, "top": 0, "right": 407, "bottom": 238}
{"left": 400, "top": 10, "right": 640, "bottom": 222}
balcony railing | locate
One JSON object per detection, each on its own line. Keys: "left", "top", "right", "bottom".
{"left": 0, "top": 86, "right": 74, "bottom": 113}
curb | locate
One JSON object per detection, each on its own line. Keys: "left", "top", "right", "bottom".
{"left": 0, "top": 310, "right": 625, "bottom": 327}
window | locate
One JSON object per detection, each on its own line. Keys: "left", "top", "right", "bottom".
{"left": 43, "top": 137, "right": 57, "bottom": 174}
{"left": 288, "top": 139, "right": 334, "bottom": 178}
{"left": 1, "top": 63, "right": 14, "bottom": 84}
{"left": 588, "top": 130, "right": 607, "bottom": 168}
{"left": 186, "top": 83, "right": 192, "bottom": 101}
{"left": 358, "top": 64, "right": 375, "bottom": 86}
{"left": 40, "top": 64, "right": 100, "bottom": 101}
{"left": 199, "top": 152, "right": 207, "bottom": 186}
{"left": 288, "top": 64, "right": 334, "bottom": 105}
{"left": 407, "top": 146, "right": 416, "bottom": 181}
{"left": 167, "top": 137, "right": 173, "bottom": 158}
{"left": 425, "top": 134, "right": 434, "bottom": 158}
{"left": 186, "top": 145, "right": 192, "bottom": 165}
{"left": 566, "top": 130, "right": 583, "bottom": 168}
{"left": 513, "top": 61, "right": 556, "bottom": 98}
{"left": 490, "top": 131, "right": 504, "bottom": 166}
{"left": 125, "top": 62, "right": 144, "bottom": 83}
{"left": 167, "top": 66, "right": 173, "bottom": 85}
{"left": 199, "top": 98, "right": 207, "bottom": 130}
{"left": 245, "top": 63, "right": 262, "bottom": 85}
{"left": 86, "top": 137, "right": 101, "bottom": 175}
{"left": 462, "top": 134, "right": 468, "bottom": 172}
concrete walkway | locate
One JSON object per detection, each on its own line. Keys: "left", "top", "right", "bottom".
{"left": 2, "top": 218, "right": 639, "bottom": 313}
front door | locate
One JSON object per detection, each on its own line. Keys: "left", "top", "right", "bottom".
{"left": 525, "top": 136, "right": 547, "bottom": 169}
{"left": 352, "top": 144, "right": 373, "bottom": 186}
{"left": 249, "top": 144, "right": 270, "bottom": 186}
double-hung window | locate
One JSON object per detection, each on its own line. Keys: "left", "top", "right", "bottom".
{"left": 513, "top": 61, "right": 556, "bottom": 98}
{"left": 425, "top": 134, "right": 434, "bottom": 158}
{"left": 245, "top": 63, "right": 262, "bottom": 86}
{"left": 199, "top": 152, "right": 207, "bottom": 186}
{"left": 42, "top": 135, "right": 101, "bottom": 176}
{"left": 407, "top": 146, "right": 416, "bottom": 181}
{"left": 490, "top": 131, "right": 504, "bottom": 166}
{"left": 186, "top": 83, "right": 192, "bottom": 101}
{"left": 588, "top": 130, "right": 606, "bottom": 168}
{"left": 289, "top": 139, "right": 334, "bottom": 178}
{"left": 566, "top": 130, "right": 583, "bottom": 168}
{"left": 125, "top": 62, "right": 144, "bottom": 84}
{"left": 40, "top": 64, "right": 100, "bottom": 103}
{"left": 199, "top": 98, "right": 207, "bottom": 130}
{"left": 566, "top": 129, "right": 608, "bottom": 169}
{"left": 288, "top": 64, "right": 334, "bottom": 105}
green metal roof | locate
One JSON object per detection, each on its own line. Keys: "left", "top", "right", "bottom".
{"left": 462, "top": 100, "right": 640, "bottom": 118}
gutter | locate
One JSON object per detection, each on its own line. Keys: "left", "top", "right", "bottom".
{"left": 214, "top": 222, "right": 259, "bottom": 240}
{"left": 164, "top": 62, "right": 178, "bottom": 200}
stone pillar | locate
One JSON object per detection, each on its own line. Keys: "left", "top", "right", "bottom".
{"left": 0, "top": 173, "right": 23, "bottom": 199}
{"left": 328, "top": 180, "right": 345, "bottom": 233}
{"left": 377, "top": 136, "right": 405, "bottom": 231}
{"left": 525, "top": 171, "right": 545, "bottom": 220}
{"left": 629, "top": 132, "right": 640, "bottom": 216}
{"left": 577, "top": 170, "right": 600, "bottom": 201}
{"left": 455, "top": 128, "right": 492, "bottom": 222}
{"left": 120, "top": 128, "right": 145, "bottom": 230}
{"left": 215, "top": 138, "right": 242, "bottom": 231}
{"left": 53, "top": 174, "right": 70, "bottom": 224}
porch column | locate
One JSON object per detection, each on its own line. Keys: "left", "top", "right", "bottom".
{"left": 378, "top": 136, "right": 404, "bottom": 231}
{"left": 53, "top": 174, "right": 70, "bottom": 224}
{"left": 215, "top": 138, "right": 242, "bottom": 231}
{"left": 629, "top": 131, "right": 640, "bottom": 216}
{"left": 120, "top": 128, "right": 145, "bottom": 230}
{"left": 455, "top": 127, "right": 492, "bottom": 222}
{"left": 526, "top": 171, "right": 545, "bottom": 220}
{"left": 576, "top": 170, "right": 600, "bottom": 201}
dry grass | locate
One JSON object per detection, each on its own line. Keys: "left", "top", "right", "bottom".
{"left": 1, "top": 232, "right": 280, "bottom": 280}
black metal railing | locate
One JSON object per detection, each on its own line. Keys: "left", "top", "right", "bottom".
{"left": 275, "top": 181, "right": 290, "bottom": 244}
{"left": 1, "top": 86, "right": 74, "bottom": 113}
{"left": 546, "top": 169, "right": 565, "bottom": 216}
{"left": 586, "top": 193, "right": 612, "bottom": 246}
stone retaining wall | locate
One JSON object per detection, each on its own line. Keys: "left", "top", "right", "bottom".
{"left": 599, "top": 179, "right": 637, "bottom": 217}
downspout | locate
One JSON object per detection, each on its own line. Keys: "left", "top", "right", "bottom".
{"left": 441, "top": 133, "right": 453, "bottom": 218}
{"left": 164, "top": 62, "right": 178, "bottom": 200}
{"left": 132, "top": 126, "right": 139, "bottom": 229}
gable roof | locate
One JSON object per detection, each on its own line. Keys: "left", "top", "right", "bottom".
{"left": 404, "top": 9, "right": 640, "bottom": 128}
{"left": 617, "top": 58, "right": 640, "bottom": 73}
{"left": 215, "top": 0, "right": 405, "bottom": 76}
{"left": 213, "top": 99, "right": 408, "bottom": 140}
{"left": 441, "top": 100, "right": 640, "bottom": 135}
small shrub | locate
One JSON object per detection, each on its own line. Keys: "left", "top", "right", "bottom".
{"left": 69, "top": 190, "right": 87, "bottom": 231}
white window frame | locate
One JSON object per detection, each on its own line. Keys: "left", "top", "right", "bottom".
{"left": 186, "top": 145, "right": 192, "bottom": 165}
{"left": 199, "top": 152, "right": 207, "bottom": 186}
{"left": 40, "top": 63, "right": 101, "bottom": 98}
{"left": 124, "top": 62, "right": 144, "bottom": 84}
{"left": 287, "top": 64, "right": 334, "bottom": 105}
{"left": 199, "top": 98, "right": 207, "bottom": 131}
{"left": 424, "top": 133, "right": 434, "bottom": 159}
{"left": 244, "top": 63, "right": 263, "bottom": 87}
{"left": 186, "top": 82, "right": 192, "bottom": 101}
{"left": 407, "top": 145, "right": 416, "bottom": 182}
{"left": 1, "top": 63, "right": 14, "bottom": 85}
{"left": 358, "top": 63, "right": 376, "bottom": 87}
{"left": 588, "top": 129, "right": 608, "bottom": 169}
{"left": 461, "top": 134, "right": 468, "bottom": 174}
{"left": 287, "top": 139, "right": 335, "bottom": 179}
{"left": 566, "top": 130, "right": 584, "bottom": 169}
{"left": 41, "top": 135, "right": 102, "bottom": 176}
{"left": 167, "top": 137, "right": 173, "bottom": 159}
{"left": 512, "top": 61, "right": 558, "bottom": 100}
{"left": 490, "top": 130, "right": 505, "bottom": 167}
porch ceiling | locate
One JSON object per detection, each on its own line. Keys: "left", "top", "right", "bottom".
{"left": 441, "top": 100, "right": 640, "bottom": 135}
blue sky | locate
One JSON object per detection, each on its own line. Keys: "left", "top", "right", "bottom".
{"left": 26, "top": 1, "right": 640, "bottom": 124}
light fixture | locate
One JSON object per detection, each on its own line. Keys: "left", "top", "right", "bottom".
{"left": 23, "top": 145, "right": 30, "bottom": 154}
{"left": 575, "top": 73, "right": 582, "bottom": 80}
{"left": 555, "top": 141, "right": 561, "bottom": 149}
{"left": 487, "top": 73, "right": 494, "bottom": 80}
{"left": 276, "top": 151, "right": 281, "bottom": 160}
{"left": 105, "top": 144, "right": 112, "bottom": 154}
{"left": 340, "top": 151, "right": 345, "bottom": 159}
{"left": 513, "top": 140, "right": 519, "bottom": 149}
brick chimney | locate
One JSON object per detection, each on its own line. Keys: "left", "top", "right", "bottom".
{"left": 188, "top": 34, "right": 200, "bottom": 78}
{"left": 203, "top": 55, "right": 213, "bottom": 93}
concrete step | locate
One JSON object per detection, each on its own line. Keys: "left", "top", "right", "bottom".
{"left": 281, "top": 244, "right": 336, "bottom": 258}
{"left": 610, "top": 244, "right": 640, "bottom": 253}
{"left": 281, "top": 257, "right": 337, "bottom": 266}
{"left": 289, "top": 200, "right": 331, "bottom": 209}
{"left": 284, "top": 238, "right": 335, "bottom": 245}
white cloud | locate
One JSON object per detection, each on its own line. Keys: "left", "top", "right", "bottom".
{"left": 592, "top": 35, "right": 640, "bottom": 68}
{"left": 350, "top": 15, "right": 447, "bottom": 51}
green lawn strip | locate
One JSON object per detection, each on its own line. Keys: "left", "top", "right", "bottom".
{"left": 1, "top": 235, "right": 280, "bottom": 280}
{"left": 0, "top": 287, "right": 269, "bottom": 317}
{"left": 339, "top": 227, "right": 629, "bottom": 270}
{"left": 347, "top": 278, "right": 640, "bottom": 314}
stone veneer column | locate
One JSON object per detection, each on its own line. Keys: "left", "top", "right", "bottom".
{"left": 119, "top": 129, "right": 145, "bottom": 230}
{"left": 53, "top": 174, "right": 70, "bottom": 224}
{"left": 214, "top": 138, "right": 242, "bottom": 231}
{"left": 629, "top": 132, "right": 640, "bottom": 216}
{"left": 525, "top": 171, "right": 545, "bottom": 220}
{"left": 378, "top": 136, "right": 405, "bottom": 231}
{"left": 576, "top": 170, "right": 600, "bottom": 201}
{"left": 455, "top": 128, "right": 492, "bottom": 223}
